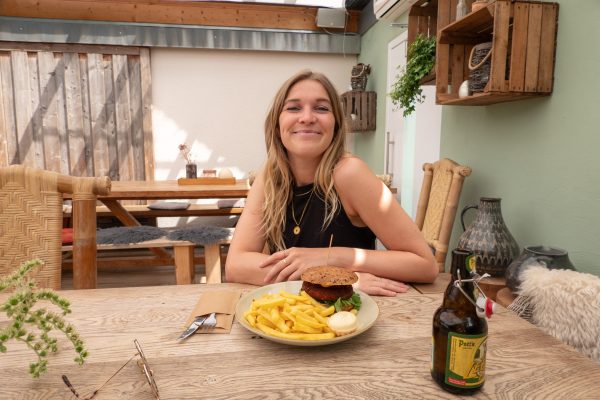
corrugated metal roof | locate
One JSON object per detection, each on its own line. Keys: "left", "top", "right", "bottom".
{"left": 0, "top": 16, "right": 360, "bottom": 54}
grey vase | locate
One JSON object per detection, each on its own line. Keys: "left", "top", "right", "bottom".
{"left": 505, "top": 245, "right": 576, "bottom": 292}
{"left": 457, "top": 197, "right": 520, "bottom": 277}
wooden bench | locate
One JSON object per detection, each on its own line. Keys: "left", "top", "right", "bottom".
{"left": 62, "top": 229, "right": 233, "bottom": 284}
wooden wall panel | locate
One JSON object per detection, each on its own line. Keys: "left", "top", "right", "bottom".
{"left": 37, "top": 51, "right": 62, "bottom": 174}
{"left": 139, "top": 48, "right": 154, "bottom": 182}
{"left": 64, "top": 52, "right": 87, "bottom": 176}
{"left": 0, "top": 54, "right": 17, "bottom": 165}
{"left": 0, "top": 42, "right": 154, "bottom": 183}
{"left": 113, "top": 54, "right": 134, "bottom": 182}
{"left": 87, "top": 53, "right": 108, "bottom": 176}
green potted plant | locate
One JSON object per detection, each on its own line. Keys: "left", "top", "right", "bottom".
{"left": 389, "top": 34, "right": 436, "bottom": 117}
{"left": 0, "top": 259, "right": 87, "bottom": 377}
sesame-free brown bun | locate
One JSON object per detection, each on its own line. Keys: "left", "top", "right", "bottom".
{"left": 301, "top": 266, "right": 358, "bottom": 287}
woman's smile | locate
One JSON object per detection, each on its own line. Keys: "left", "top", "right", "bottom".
{"left": 279, "top": 79, "right": 335, "bottom": 159}
{"left": 292, "top": 129, "right": 321, "bottom": 135}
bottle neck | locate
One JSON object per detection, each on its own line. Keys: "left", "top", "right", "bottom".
{"left": 450, "top": 250, "right": 475, "bottom": 281}
{"left": 447, "top": 249, "right": 477, "bottom": 304}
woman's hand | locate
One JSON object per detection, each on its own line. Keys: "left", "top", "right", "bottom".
{"left": 259, "top": 247, "right": 328, "bottom": 283}
{"left": 354, "top": 272, "right": 409, "bottom": 296}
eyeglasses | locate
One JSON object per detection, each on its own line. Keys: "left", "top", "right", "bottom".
{"left": 62, "top": 339, "right": 160, "bottom": 399}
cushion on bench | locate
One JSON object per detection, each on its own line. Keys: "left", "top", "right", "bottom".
{"left": 166, "top": 226, "right": 232, "bottom": 245}
{"left": 62, "top": 228, "right": 74, "bottom": 245}
{"left": 96, "top": 226, "right": 167, "bottom": 244}
{"left": 147, "top": 201, "right": 191, "bottom": 210}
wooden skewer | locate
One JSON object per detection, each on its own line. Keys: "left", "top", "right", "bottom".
{"left": 326, "top": 234, "right": 333, "bottom": 266}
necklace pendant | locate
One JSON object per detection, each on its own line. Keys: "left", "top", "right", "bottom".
{"left": 293, "top": 226, "right": 301, "bottom": 235}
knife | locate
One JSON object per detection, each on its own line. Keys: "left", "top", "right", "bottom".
{"left": 178, "top": 314, "right": 208, "bottom": 341}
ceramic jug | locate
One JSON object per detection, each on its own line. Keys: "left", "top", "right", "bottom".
{"left": 457, "top": 197, "right": 520, "bottom": 277}
{"left": 505, "top": 246, "right": 576, "bottom": 292}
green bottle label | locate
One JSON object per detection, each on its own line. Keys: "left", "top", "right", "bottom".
{"left": 445, "top": 332, "right": 487, "bottom": 388}
{"left": 466, "top": 254, "right": 477, "bottom": 275}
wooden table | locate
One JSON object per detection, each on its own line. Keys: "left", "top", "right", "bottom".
{"left": 97, "top": 179, "right": 250, "bottom": 227}
{"left": 64, "top": 180, "right": 250, "bottom": 290}
{"left": 2, "top": 283, "right": 599, "bottom": 399}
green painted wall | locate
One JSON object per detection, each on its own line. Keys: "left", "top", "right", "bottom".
{"left": 358, "top": 1, "right": 600, "bottom": 276}
{"left": 355, "top": 16, "right": 406, "bottom": 172}
{"left": 444, "top": 0, "right": 600, "bottom": 276}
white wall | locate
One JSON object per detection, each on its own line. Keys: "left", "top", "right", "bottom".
{"left": 151, "top": 48, "right": 357, "bottom": 181}
{"left": 149, "top": 48, "right": 356, "bottom": 226}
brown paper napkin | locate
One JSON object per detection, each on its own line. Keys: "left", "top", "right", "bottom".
{"left": 184, "top": 289, "right": 242, "bottom": 334}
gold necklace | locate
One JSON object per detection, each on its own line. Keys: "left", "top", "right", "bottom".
{"left": 291, "top": 189, "right": 314, "bottom": 235}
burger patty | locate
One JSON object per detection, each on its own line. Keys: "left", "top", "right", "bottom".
{"left": 302, "top": 281, "right": 354, "bottom": 302}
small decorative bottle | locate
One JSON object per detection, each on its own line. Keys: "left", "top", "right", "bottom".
{"left": 456, "top": 0, "right": 468, "bottom": 20}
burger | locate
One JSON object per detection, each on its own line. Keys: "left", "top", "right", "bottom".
{"left": 300, "top": 266, "right": 361, "bottom": 312}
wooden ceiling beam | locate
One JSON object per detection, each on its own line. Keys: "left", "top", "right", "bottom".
{"left": 0, "top": 0, "right": 360, "bottom": 33}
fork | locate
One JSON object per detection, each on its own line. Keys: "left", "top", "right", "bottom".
{"left": 198, "top": 312, "right": 216, "bottom": 333}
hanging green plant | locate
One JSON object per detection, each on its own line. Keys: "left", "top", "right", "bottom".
{"left": 0, "top": 259, "right": 88, "bottom": 378}
{"left": 389, "top": 34, "right": 436, "bottom": 117}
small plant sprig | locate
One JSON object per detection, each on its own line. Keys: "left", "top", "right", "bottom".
{"left": 178, "top": 143, "right": 194, "bottom": 165}
{"left": 0, "top": 259, "right": 87, "bottom": 378}
{"left": 389, "top": 34, "right": 436, "bottom": 117}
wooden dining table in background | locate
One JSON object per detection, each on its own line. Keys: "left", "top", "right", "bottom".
{"left": 1, "top": 282, "right": 599, "bottom": 399}
{"left": 64, "top": 180, "right": 250, "bottom": 290}
{"left": 97, "top": 179, "right": 250, "bottom": 225}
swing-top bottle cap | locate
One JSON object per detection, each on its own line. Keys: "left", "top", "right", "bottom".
{"left": 476, "top": 296, "right": 497, "bottom": 319}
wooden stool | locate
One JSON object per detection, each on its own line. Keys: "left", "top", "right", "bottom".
{"left": 478, "top": 276, "right": 507, "bottom": 302}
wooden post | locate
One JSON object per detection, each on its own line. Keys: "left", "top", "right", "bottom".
{"left": 204, "top": 244, "right": 222, "bottom": 284}
{"left": 71, "top": 176, "right": 110, "bottom": 289}
{"left": 174, "top": 244, "right": 195, "bottom": 285}
{"left": 71, "top": 191, "right": 98, "bottom": 289}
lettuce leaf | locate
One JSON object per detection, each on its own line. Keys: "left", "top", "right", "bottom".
{"left": 324, "top": 293, "right": 362, "bottom": 312}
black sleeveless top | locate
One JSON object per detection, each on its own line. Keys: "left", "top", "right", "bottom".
{"left": 283, "top": 183, "right": 376, "bottom": 250}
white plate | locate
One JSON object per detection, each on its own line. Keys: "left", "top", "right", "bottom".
{"left": 235, "top": 281, "right": 379, "bottom": 346}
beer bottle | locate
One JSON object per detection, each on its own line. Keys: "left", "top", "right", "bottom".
{"left": 431, "top": 249, "right": 488, "bottom": 394}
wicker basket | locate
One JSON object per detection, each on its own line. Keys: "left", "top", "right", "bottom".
{"left": 351, "top": 63, "right": 371, "bottom": 91}
{"left": 468, "top": 42, "right": 492, "bottom": 93}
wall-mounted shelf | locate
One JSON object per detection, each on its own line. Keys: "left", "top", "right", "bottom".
{"left": 435, "top": 0, "right": 559, "bottom": 106}
{"left": 340, "top": 91, "right": 376, "bottom": 132}
{"left": 407, "top": 0, "right": 439, "bottom": 86}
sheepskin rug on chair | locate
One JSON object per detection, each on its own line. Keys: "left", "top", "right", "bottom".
{"left": 509, "top": 266, "right": 600, "bottom": 362}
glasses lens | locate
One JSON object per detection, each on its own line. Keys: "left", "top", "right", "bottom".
{"left": 134, "top": 339, "right": 160, "bottom": 400}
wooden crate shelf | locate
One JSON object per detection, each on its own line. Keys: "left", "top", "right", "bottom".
{"left": 435, "top": 0, "right": 559, "bottom": 106}
{"left": 340, "top": 91, "right": 376, "bottom": 132}
{"left": 408, "top": 0, "right": 439, "bottom": 86}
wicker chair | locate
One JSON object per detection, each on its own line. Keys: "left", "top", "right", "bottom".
{"left": 0, "top": 165, "right": 110, "bottom": 289}
{"left": 415, "top": 158, "right": 472, "bottom": 272}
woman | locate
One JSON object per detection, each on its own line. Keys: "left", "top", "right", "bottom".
{"left": 225, "top": 70, "right": 436, "bottom": 296}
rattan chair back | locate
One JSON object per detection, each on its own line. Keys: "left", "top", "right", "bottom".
{"left": 415, "top": 158, "right": 472, "bottom": 272}
{"left": 0, "top": 165, "right": 111, "bottom": 289}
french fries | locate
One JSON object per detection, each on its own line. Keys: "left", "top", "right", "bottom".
{"left": 244, "top": 290, "right": 337, "bottom": 340}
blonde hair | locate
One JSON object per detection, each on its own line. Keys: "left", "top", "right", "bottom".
{"left": 262, "top": 70, "right": 347, "bottom": 252}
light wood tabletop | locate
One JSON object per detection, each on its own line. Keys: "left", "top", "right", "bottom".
{"left": 99, "top": 179, "right": 251, "bottom": 200}
{"left": 1, "top": 283, "right": 599, "bottom": 399}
